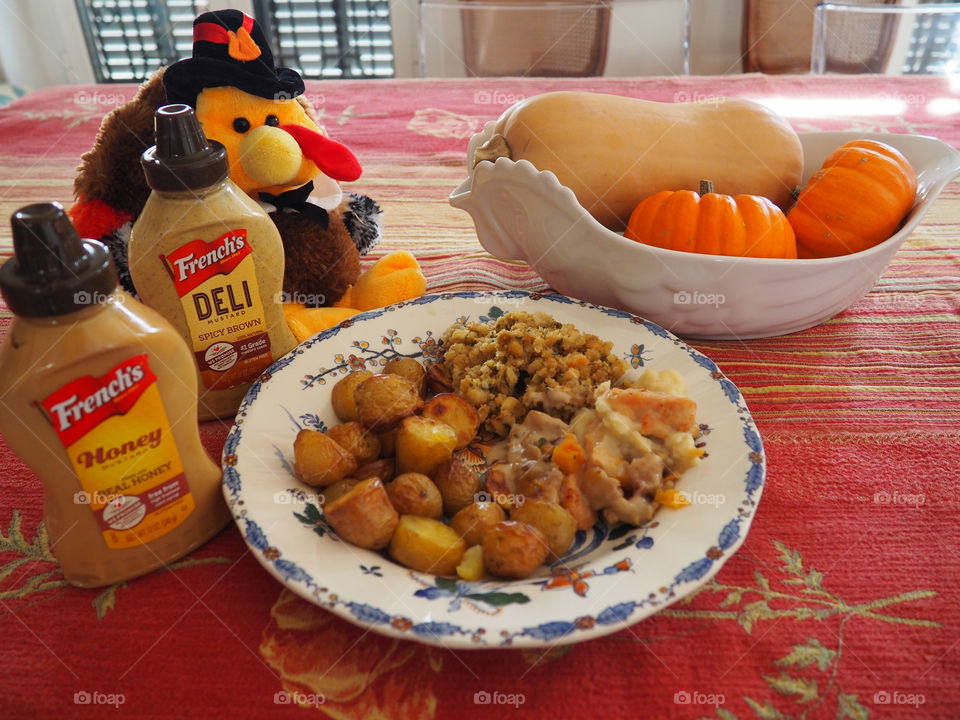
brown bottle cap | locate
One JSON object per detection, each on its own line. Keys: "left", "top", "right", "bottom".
{"left": 141, "top": 104, "right": 229, "bottom": 192}
{"left": 0, "top": 202, "right": 117, "bottom": 317}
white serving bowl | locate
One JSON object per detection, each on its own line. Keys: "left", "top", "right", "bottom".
{"left": 450, "top": 127, "right": 960, "bottom": 339}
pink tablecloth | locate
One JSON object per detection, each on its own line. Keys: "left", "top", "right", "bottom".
{"left": 1, "top": 74, "right": 959, "bottom": 719}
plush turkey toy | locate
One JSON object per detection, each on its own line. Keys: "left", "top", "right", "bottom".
{"left": 70, "top": 9, "right": 425, "bottom": 341}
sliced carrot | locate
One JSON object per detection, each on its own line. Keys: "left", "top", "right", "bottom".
{"left": 552, "top": 433, "right": 585, "bottom": 474}
{"left": 655, "top": 488, "right": 690, "bottom": 509}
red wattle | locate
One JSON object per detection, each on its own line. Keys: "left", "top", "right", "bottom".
{"left": 279, "top": 124, "right": 362, "bottom": 182}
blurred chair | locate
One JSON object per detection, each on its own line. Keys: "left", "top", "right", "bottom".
{"left": 742, "top": 0, "right": 899, "bottom": 74}
{"left": 462, "top": 0, "right": 611, "bottom": 76}
{"left": 812, "top": 2, "right": 960, "bottom": 74}
{"left": 419, "top": 0, "right": 610, "bottom": 77}
{"left": 418, "top": 0, "right": 691, "bottom": 77}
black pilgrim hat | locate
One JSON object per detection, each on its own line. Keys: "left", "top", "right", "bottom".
{"left": 163, "top": 9, "right": 305, "bottom": 107}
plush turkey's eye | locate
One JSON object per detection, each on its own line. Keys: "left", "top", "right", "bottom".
{"left": 265, "top": 114, "right": 280, "bottom": 127}
{"left": 233, "top": 117, "right": 251, "bottom": 133}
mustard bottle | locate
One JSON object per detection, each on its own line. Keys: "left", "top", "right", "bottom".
{"left": 0, "top": 203, "right": 230, "bottom": 587}
{"left": 129, "top": 104, "right": 297, "bottom": 420}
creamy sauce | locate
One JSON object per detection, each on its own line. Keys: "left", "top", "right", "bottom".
{"left": 129, "top": 178, "right": 296, "bottom": 420}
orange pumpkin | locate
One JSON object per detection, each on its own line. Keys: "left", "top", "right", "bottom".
{"left": 788, "top": 139, "right": 917, "bottom": 258}
{"left": 625, "top": 181, "right": 797, "bottom": 259}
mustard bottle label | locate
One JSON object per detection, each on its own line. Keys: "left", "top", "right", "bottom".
{"left": 162, "top": 228, "right": 274, "bottom": 390}
{"left": 40, "top": 354, "right": 195, "bottom": 549}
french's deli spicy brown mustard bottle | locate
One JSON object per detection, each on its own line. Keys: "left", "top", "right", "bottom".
{"left": 0, "top": 203, "right": 230, "bottom": 587}
{"left": 129, "top": 104, "right": 296, "bottom": 420}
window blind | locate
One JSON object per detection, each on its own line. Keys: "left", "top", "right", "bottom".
{"left": 74, "top": 0, "right": 200, "bottom": 82}
{"left": 253, "top": 0, "right": 395, "bottom": 78}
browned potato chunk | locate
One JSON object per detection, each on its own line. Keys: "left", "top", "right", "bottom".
{"left": 377, "top": 427, "right": 398, "bottom": 457}
{"left": 395, "top": 415, "right": 457, "bottom": 477}
{"left": 510, "top": 500, "right": 577, "bottom": 560}
{"left": 354, "top": 457, "right": 395, "bottom": 484}
{"left": 386, "top": 472, "right": 443, "bottom": 519}
{"left": 482, "top": 521, "right": 549, "bottom": 579}
{"left": 484, "top": 463, "right": 522, "bottom": 511}
{"left": 330, "top": 370, "right": 373, "bottom": 422}
{"left": 354, "top": 374, "right": 423, "bottom": 431}
{"left": 383, "top": 356, "right": 426, "bottom": 396}
{"left": 421, "top": 394, "right": 480, "bottom": 450}
{"left": 388, "top": 515, "right": 466, "bottom": 575}
{"left": 321, "top": 478, "right": 359, "bottom": 506}
{"left": 424, "top": 362, "right": 453, "bottom": 394}
{"left": 434, "top": 456, "right": 482, "bottom": 516}
{"left": 450, "top": 502, "right": 507, "bottom": 546}
{"left": 293, "top": 429, "right": 357, "bottom": 487}
{"left": 323, "top": 478, "right": 398, "bottom": 550}
{"left": 456, "top": 544, "right": 485, "bottom": 581}
{"left": 325, "top": 422, "right": 381, "bottom": 466}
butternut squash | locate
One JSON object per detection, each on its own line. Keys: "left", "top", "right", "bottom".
{"left": 473, "top": 91, "right": 803, "bottom": 231}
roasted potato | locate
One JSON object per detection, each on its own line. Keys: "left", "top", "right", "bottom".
{"left": 354, "top": 373, "right": 423, "bottom": 431}
{"left": 354, "top": 457, "right": 395, "bottom": 484}
{"left": 450, "top": 501, "right": 507, "bottom": 547}
{"left": 325, "top": 422, "right": 381, "bottom": 466}
{"left": 424, "top": 362, "right": 453, "bottom": 394}
{"left": 482, "top": 521, "right": 549, "bottom": 579}
{"left": 509, "top": 500, "right": 576, "bottom": 559}
{"left": 456, "top": 544, "right": 485, "bottom": 581}
{"left": 383, "top": 357, "right": 426, "bottom": 396}
{"left": 421, "top": 393, "right": 481, "bottom": 450}
{"left": 293, "top": 429, "right": 357, "bottom": 487}
{"left": 434, "top": 456, "right": 482, "bottom": 516}
{"left": 484, "top": 463, "right": 522, "bottom": 511}
{"left": 386, "top": 472, "right": 443, "bottom": 519}
{"left": 323, "top": 478, "right": 398, "bottom": 550}
{"left": 395, "top": 415, "right": 458, "bottom": 477}
{"left": 322, "top": 478, "right": 359, "bottom": 506}
{"left": 377, "top": 427, "right": 399, "bottom": 457}
{"left": 330, "top": 370, "right": 373, "bottom": 422}
{"left": 388, "top": 515, "right": 466, "bottom": 575}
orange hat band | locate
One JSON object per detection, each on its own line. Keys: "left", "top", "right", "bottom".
{"left": 193, "top": 11, "right": 255, "bottom": 48}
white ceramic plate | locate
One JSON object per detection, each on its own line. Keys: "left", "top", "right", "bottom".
{"left": 222, "top": 292, "right": 765, "bottom": 648}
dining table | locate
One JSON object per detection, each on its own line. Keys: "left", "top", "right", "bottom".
{"left": 0, "top": 73, "right": 958, "bottom": 720}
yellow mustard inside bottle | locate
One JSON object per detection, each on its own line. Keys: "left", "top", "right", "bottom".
{"left": 129, "top": 104, "right": 297, "bottom": 420}
{"left": 0, "top": 202, "right": 230, "bottom": 587}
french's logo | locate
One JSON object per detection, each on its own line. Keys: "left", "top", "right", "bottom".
{"left": 41, "top": 355, "right": 156, "bottom": 446}
{"left": 163, "top": 229, "right": 251, "bottom": 297}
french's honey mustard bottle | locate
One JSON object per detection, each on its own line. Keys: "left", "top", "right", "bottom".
{"left": 129, "top": 104, "right": 297, "bottom": 420}
{"left": 0, "top": 203, "right": 230, "bottom": 587}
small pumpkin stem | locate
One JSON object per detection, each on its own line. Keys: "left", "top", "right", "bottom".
{"left": 699, "top": 180, "right": 714, "bottom": 195}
